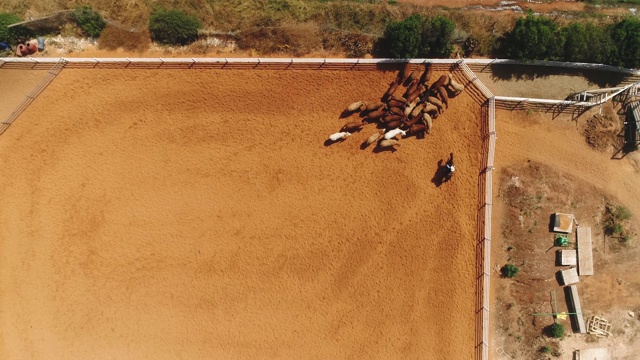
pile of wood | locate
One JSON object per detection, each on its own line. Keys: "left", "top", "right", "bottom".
{"left": 328, "top": 63, "right": 465, "bottom": 150}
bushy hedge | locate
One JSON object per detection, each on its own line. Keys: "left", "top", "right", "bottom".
{"left": 499, "top": 12, "right": 640, "bottom": 68}
{"left": 74, "top": 6, "right": 106, "bottom": 38}
{"left": 378, "top": 14, "right": 455, "bottom": 58}
{"left": 0, "top": 13, "right": 32, "bottom": 45}
{"left": 149, "top": 9, "right": 202, "bottom": 46}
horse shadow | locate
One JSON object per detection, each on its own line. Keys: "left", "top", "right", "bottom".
{"left": 431, "top": 159, "right": 449, "bottom": 188}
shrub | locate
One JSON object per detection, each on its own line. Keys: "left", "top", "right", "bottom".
{"left": 609, "top": 17, "right": 640, "bottom": 68}
{"left": 501, "top": 12, "right": 563, "bottom": 61}
{"left": 74, "top": 6, "right": 106, "bottom": 38}
{"left": 546, "top": 323, "right": 565, "bottom": 338}
{"left": 0, "top": 13, "right": 32, "bottom": 45}
{"left": 379, "top": 14, "right": 423, "bottom": 58}
{"left": 616, "top": 206, "right": 632, "bottom": 221}
{"left": 377, "top": 14, "right": 456, "bottom": 58}
{"left": 149, "top": 9, "right": 202, "bottom": 46}
{"left": 98, "top": 25, "right": 150, "bottom": 51}
{"left": 419, "top": 15, "right": 456, "bottom": 58}
{"left": 540, "top": 345, "right": 551, "bottom": 353}
{"left": 501, "top": 264, "right": 520, "bottom": 278}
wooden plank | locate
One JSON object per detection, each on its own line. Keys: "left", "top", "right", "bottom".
{"left": 567, "top": 285, "right": 587, "bottom": 334}
{"left": 577, "top": 227, "right": 594, "bottom": 276}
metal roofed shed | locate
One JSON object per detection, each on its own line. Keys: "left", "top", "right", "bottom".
{"left": 552, "top": 213, "right": 575, "bottom": 233}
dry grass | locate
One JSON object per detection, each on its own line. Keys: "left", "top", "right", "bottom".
{"left": 98, "top": 24, "right": 150, "bottom": 52}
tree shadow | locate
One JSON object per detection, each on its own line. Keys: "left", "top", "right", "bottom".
{"left": 487, "top": 64, "right": 629, "bottom": 88}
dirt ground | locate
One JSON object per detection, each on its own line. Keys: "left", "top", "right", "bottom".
{"left": 490, "top": 107, "right": 640, "bottom": 360}
{"left": 0, "top": 69, "right": 481, "bottom": 359}
{"left": 0, "top": 69, "right": 49, "bottom": 121}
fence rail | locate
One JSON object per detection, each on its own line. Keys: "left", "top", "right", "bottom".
{"left": 11, "top": 56, "right": 638, "bottom": 360}
{"left": 0, "top": 58, "right": 66, "bottom": 136}
{"left": 457, "top": 60, "right": 495, "bottom": 360}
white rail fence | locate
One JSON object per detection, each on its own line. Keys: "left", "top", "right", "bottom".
{"left": 3, "top": 56, "right": 637, "bottom": 360}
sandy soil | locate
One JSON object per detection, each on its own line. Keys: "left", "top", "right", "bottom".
{"left": 0, "top": 69, "right": 481, "bottom": 359}
{"left": 489, "top": 108, "right": 640, "bottom": 359}
{"left": 0, "top": 69, "right": 48, "bottom": 120}
{"left": 399, "top": 0, "right": 588, "bottom": 12}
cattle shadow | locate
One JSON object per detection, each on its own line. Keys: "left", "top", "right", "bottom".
{"left": 487, "top": 64, "right": 629, "bottom": 88}
{"left": 431, "top": 159, "right": 449, "bottom": 188}
{"left": 324, "top": 138, "right": 345, "bottom": 147}
{"left": 372, "top": 145, "right": 398, "bottom": 154}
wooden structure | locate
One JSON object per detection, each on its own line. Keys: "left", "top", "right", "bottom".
{"left": 566, "top": 285, "right": 587, "bottom": 333}
{"left": 587, "top": 316, "right": 612, "bottom": 337}
{"left": 553, "top": 213, "right": 574, "bottom": 233}
{"left": 559, "top": 268, "right": 580, "bottom": 285}
{"left": 624, "top": 101, "right": 640, "bottom": 150}
{"left": 574, "top": 347, "right": 611, "bottom": 360}
{"left": 557, "top": 249, "right": 577, "bottom": 266}
{"left": 577, "top": 227, "right": 594, "bottom": 276}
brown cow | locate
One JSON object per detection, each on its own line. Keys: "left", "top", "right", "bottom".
{"left": 382, "top": 114, "right": 404, "bottom": 123}
{"left": 422, "top": 113, "right": 433, "bottom": 134}
{"left": 404, "top": 99, "right": 420, "bottom": 116}
{"left": 389, "top": 95, "right": 408, "bottom": 104}
{"left": 388, "top": 107, "right": 405, "bottom": 116}
{"left": 366, "top": 109, "right": 386, "bottom": 121}
{"left": 410, "top": 103, "right": 426, "bottom": 118}
{"left": 406, "top": 85, "right": 426, "bottom": 103}
{"left": 385, "top": 120, "right": 403, "bottom": 130}
{"left": 407, "top": 124, "right": 427, "bottom": 137}
{"left": 387, "top": 100, "right": 405, "bottom": 108}
{"left": 407, "top": 69, "right": 420, "bottom": 84}
{"left": 366, "top": 130, "right": 384, "bottom": 145}
{"left": 423, "top": 103, "right": 438, "bottom": 115}
{"left": 436, "top": 87, "right": 449, "bottom": 108}
{"left": 404, "top": 79, "right": 420, "bottom": 98}
{"left": 378, "top": 139, "right": 401, "bottom": 148}
{"left": 365, "top": 102, "right": 385, "bottom": 112}
{"left": 384, "top": 81, "right": 400, "bottom": 99}
{"left": 341, "top": 121, "right": 365, "bottom": 132}
{"left": 448, "top": 73, "right": 465, "bottom": 92}
{"left": 427, "top": 96, "right": 444, "bottom": 113}
{"left": 398, "top": 63, "right": 412, "bottom": 83}
{"left": 419, "top": 64, "right": 433, "bottom": 85}
{"left": 401, "top": 116, "right": 420, "bottom": 130}
{"left": 429, "top": 75, "right": 449, "bottom": 91}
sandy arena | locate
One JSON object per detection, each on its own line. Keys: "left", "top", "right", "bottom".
{"left": 0, "top": 68, "right": 482, "bottom": 359}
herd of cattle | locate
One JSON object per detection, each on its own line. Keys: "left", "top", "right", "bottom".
{"left": 328, "top": 63, "right": 465, "bottom": 150}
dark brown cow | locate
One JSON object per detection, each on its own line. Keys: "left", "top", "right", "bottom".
{"left": 382, "top": 114, "right": 404, "bottom": 123}
{"left": 398, "top": 63, "right": 412, "bottom": 83}
{"left": 383, "top": 81, "right": 400, "bottom": 99}
{"left": 407, "top": 70, "right": 420, "bottom": 84}
{"left": 366, "top": 109, "right": 386, "bottom": 121}
{"left": 406, "top": 85, "right": 426, "bottom": 103}
{"left": 419, "top": 64, "right": 433, "bottom": 85}
{"left": 387, "top": 100, "right": 405, "bottom": 108}
{"left": 385, "top": 120, "right": 404, "bottom": 130}
{"left": 429, "top": 75, "right": 449, "bottom": 91}
{"left": 388, "top": 107, "right": 405, "bottom": 116}
{"left": 341, "top": 121, "right": 365, "bottom": 132}
{"left": 436, "top": 87, "right": 449, "bottom": 108}
{"left": 401, "top": 116, "right": 420, "bottom": 130}
{"left": 407, "top": 124, "right": 427, "bottom": 137}
{"left": 389, "top": 95, "right": 408, "bottom": 104}
{"left": 404, "top": 79, "right": 420, "bottom": 98}
{"left": 365, "top": 102, "right": 385, "bottom": 112}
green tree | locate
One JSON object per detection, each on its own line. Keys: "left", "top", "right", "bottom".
{"left": 546, "top": 323, "right": 565, "bottom": 338}
{"left": 501, "top": 264, "right": 520, "bottom": 278}
{"left": 149, "top": 9, "right": 202, "bottom": 46}
{"left": 610, "top": 17, "right": 640, "bottom": 68}
{"left": 562, "top": 22, "right": 589, "bottom": 62}
{"left": 583, "top": 23, "right": 614, "bottom": 64}
{"left": 380, "top": 14, "right": 423, "bottom": 58}
{"left": 74, "top": 6, "right": 106, "bottom": 38}
{"left": 419, "top": 15, "right": 455, "bottom": 58}
{"left": 0, "top": 13, "right": 32, "bottom": 45}
{"left": 503, "top": 12, "right": 563, "bottom": 61}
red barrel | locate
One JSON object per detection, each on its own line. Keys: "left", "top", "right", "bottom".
{"left": 26, "top": 42, "right": 37, "bottom": 54}
{"left": 16, "top": 44, "right": 26, "bottom": 57}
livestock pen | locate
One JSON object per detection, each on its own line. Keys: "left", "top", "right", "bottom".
{"left": 0, "top": 58, "right": 488, "bottom": 360}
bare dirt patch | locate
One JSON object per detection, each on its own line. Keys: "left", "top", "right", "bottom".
{"left": 0, "top": 68, "right": 481, "bottom": 359}
{"left": 0, "top": 69, "right": 48, "bottom": 121}
{"left": 583, "top": 112, "right": 622, "bottom": 153}
{"left": 490, "top": 108, "right": 640, "bottom": 360}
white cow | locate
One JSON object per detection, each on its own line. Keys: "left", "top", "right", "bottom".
{"left": 328, "top": 132, "right": 351, "bottom": 142}
{"left": 384, "top": 128, "right": 407, "bottom": 140}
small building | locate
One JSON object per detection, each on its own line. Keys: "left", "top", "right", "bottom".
{"left": 559, "top": 268, "right": 580, "bottom": 286}
{"left": 557, "top": 249, "right": 577, "bottom": 266}
{"left": 552, "top": 213, "right": 575, "bottom": 233}
{"left": 574, "top": 347, "right": 610, "bottom": 360}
